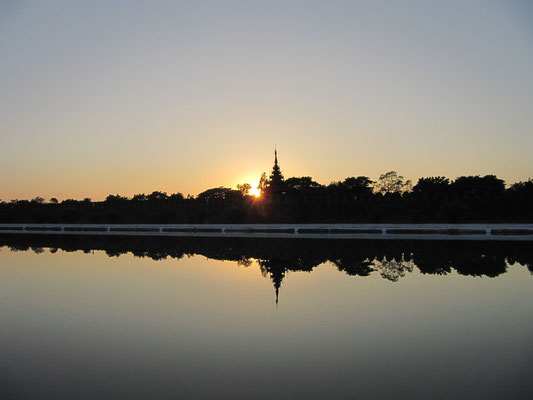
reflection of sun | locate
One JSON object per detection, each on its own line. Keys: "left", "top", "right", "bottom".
{"left": 250, "top": 181, "right": 261, "bottom": 197}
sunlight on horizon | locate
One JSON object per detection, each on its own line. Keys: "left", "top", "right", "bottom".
{"left": 250, "top": 180, "right": 261, "bottom": 197}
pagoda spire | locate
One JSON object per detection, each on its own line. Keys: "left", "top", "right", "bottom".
{"left": 268, "top": 148, "right": 285, "bottom": 193}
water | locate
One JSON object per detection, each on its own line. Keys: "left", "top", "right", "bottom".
{"left": 1, "top": 235, "right": 532, "bottom": 399}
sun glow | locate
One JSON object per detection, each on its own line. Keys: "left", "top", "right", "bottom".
{"left": 250, "top": 181, "right": 261, "bottom": 197}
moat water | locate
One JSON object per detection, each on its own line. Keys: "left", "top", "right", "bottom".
{"left": 1, "top": 235, "right": 532, "bottom": 399}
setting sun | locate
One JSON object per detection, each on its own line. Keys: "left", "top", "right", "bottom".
{"left": 250, "top": 181, "right": 261, "bottom": 197}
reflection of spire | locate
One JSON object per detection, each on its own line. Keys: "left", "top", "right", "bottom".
{"left": 258, "top": 259, "right": 285, "bottom": 306}
{"left": 271, "top": 268, "right": 284, "bottom": 306}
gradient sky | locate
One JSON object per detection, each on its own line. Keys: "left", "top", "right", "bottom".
{"left": 1, "top": 0, "right": 532, "bottom": 201}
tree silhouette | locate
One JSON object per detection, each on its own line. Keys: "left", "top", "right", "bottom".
{"left": 285, "top": 177, "right": 322, "bottom": 190}
{"left": 509, "top": 179, "right": 533, "bottom": 196}
{"left": 197, "top": 187, "right": 235, "bottom": 201}
{"left": 168, "top": 192, "right": 184, "bottom": 201}
{"left": 412, "top": 177, "right": 450, "bottom": 200}
{"left": 147, "top": 191, "right": 168, "bottom": 201}
{"left": 451, "top": 175, "right": 505, "bottom": 199}
{"left": 0, "top": 163, "right": 532, "bottom": 224}
{"left": 258, "top": 172, "right": 268, "bottom": 192}
{"left": 331, "top": 176, "right": 375, "bottom": 199}
{"left": 375, "top": 171, "right": 412, "bottom": 195}
{"left": 105, "top": 194, "right": 128, "bottom": 202}
{"left": 237, "top": 183, "right": 252, "bottom": 196}
{"left": 132, "top": 193, "right": 148, "bottom": 201}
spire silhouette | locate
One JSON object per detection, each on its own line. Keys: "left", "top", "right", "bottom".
{"left": 268, "top": 148, "right": 285, "bottom": 193}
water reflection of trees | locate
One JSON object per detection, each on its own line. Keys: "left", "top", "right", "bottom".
{"left": 1, "top": 235, "right": 531, "bottom": 301}
{"left": 374, "top": 257, "right": 415, "bottom": 282}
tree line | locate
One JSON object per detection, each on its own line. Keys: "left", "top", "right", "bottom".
{"left": 2, "top": 234, "right": 531, "bottom": 283}
{"left": 1, "top": 171, "right": 532, "bottom": 223}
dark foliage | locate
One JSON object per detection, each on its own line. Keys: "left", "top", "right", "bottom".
{"left": 1, "top": 173, "right": 532, "bottom": 223}
{"left": 1, "top": 235, "right": 531, "bottom": 302}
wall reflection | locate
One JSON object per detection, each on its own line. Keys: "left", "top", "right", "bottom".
{"left": 1, "top": 235, "right": 531, "bottom": 304}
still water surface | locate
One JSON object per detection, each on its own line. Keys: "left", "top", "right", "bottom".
{"left": 1, "top": 235, "right": 532, "bottom": 399}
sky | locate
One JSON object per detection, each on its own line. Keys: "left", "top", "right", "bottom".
{"left": 1, "top": 0, "right": 532, "bottom": 201}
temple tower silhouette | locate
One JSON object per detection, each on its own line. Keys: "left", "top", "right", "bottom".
{"left": 267, "top": 149, "right": 286, "bottom": 194}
